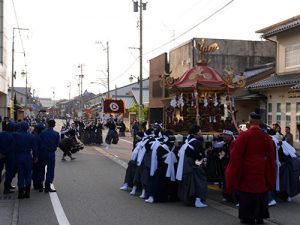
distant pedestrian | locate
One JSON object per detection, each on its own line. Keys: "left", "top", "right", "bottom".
{"left": 105, "top": 117, "right": 117, "bottom": 149}
{"left": 118, "top": 120, "right": 126, "bottom": 137}
{"left": 226, "top": 112, "right": 276, "bottom": 224}
{"left": 284, "top": 126, "right": 294, "bottom": 146}
{"left": 131, "top": 120, "right": 140, "bottom": 146}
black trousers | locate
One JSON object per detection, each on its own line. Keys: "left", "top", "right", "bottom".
{"left": 238, "top": 192, "right": 269, "bottom": 221}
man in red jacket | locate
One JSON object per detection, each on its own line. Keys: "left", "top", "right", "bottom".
{"left": 225, "top": 112, "right": 276, "bottom": 224}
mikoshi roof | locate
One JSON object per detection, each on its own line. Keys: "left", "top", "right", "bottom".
{"left": 174, "top": 63, "right": 226, "bottom": 90}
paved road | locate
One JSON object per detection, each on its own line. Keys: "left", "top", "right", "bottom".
{"left": 1, "top": 123, "right": 300, "bottom": 225}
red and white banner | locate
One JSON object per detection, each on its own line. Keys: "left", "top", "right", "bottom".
{"left": 103, "top": 99, "right": 125, "bottom": 114}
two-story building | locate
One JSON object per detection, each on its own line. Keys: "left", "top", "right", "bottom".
{"left": 0, "top": 1, "right": 9, "bottom": 118}
{"left": 248, "top": 15, "right": 300, "bottom": 148}
{"left": 149, "top": 38, "right": 277, "bottom": 124}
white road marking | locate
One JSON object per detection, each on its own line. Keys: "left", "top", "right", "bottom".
{"left": 49, "top": 184, "right": 71, "bottom": 225}
{"left": 119, "top": 138, "right": 133, "bottom": 144}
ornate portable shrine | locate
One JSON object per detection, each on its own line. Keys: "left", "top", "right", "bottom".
{"left": 164, "top": 39, "right": 245, "bottom": 134}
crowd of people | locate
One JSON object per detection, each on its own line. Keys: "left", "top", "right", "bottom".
{"left": 1, "top": 112, "right": 300, "bottom": 224}
{"left": 119, "top": 112, "right": 300, "bottom": 224}
{"left": 0, "top": 116, "right": 85, "bottom": 199}
{"left": 0, "top": 118, "right": 60, "bottom": 198}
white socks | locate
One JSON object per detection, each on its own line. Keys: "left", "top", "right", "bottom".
{"left": 139, "top": 189, "right": 146, "bottom": 199}
{"left": 268, "top": 199, "right": 277, "bottom": 206}
{"left": 120, "top": 183, "right": 128, "bottom": 191}
{"left": 145, "top": 196, "right": 154, "bottom": 203}
{"left": 130, "top": 186, "right": 137, "bottom": 195}
{"left": 195, "top": 197, "right": 207, "bottom": 208}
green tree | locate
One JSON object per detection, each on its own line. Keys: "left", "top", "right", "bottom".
{"left": 128, "top": 104, "right": 149, "bottom": 121}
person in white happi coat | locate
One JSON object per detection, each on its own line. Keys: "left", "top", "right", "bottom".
{"left": 145, "top": 130, "right": 178, "bottom": 203}
{"left": 268, "top": 130, "right": 300, "bottom": 206}
{"left": 176, "top": 125, "right": 207, "bottom": 208}
{"left": 120, "top": 132, "right": 145, "bottom": 191}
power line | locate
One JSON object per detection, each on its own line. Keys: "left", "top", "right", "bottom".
{"left": 11, "top": 0, "right": 28, "bottom": 69}
{"left": 110, "top": 56, "right": 139, "bottom": 82}
{"left": 112, "top": 0, "right": 234, "bottom": 84}
{"left": 144, "top": 0, "right": 235, "bottom": 55}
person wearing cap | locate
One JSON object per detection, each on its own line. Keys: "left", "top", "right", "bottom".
{"left": 39, "top": 119, "right": 60, "bottom": 193}
{"left": 176, "top": 124, "right": 207, "bottom": 208}
{"left": 225, "top": 112, "right": 276, "bottom": 224}
{"left": 13, "top": 121, "right": 37, "bottom": 199}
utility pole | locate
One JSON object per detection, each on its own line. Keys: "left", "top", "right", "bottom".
{"left": 67, "top": 82, "right": 71, "bottom": 100}
{"left": 106, "top": 41, "right": 110, "bottom": 98}
{"left": 78, "top": 64, "right": 84, "bottom": 110}
{"left": 97, "top": 41, "right": 110, "bottom": 98}
{"left": 11, "top": 27, "right": 29, "bottom": 120}
{"left": 133, "top": 0, "right": 147, "bottom": 123}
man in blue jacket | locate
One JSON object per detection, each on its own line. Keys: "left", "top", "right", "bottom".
{"left": 0, "top": 122, "right": 16, "bottom": 194}
{"left": 39, "top": 119, "right": 60, "bottom": 192}
{"left": 14, "top": 121, "right": 37, "bottom": 199}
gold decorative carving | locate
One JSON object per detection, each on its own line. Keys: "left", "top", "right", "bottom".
{"left": 194, "top": 38, "right": 220, "bottom": 64}
{"left": 189, "top": 67, "right": 212, "bottom": 80}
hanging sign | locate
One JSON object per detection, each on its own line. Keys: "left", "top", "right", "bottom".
{"left": 103, "top": 99, "right": 125, "bottom": 113}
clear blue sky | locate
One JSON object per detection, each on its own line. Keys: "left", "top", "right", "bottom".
{"left": 8, "top": 0, "right": 300, "bottom": 99}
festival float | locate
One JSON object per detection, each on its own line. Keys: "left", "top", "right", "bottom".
{"left": 161, "top": 39, "right": 245, "bottom": 135}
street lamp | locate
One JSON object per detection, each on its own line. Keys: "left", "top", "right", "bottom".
{"left": 21, "top": 70, "right": 28, "bottom": 111}
{"left": 90, "top": 81, "right": 107, "bottom": 94}
{"left": 129, "top": 74, "right": 140, "bottom": 83}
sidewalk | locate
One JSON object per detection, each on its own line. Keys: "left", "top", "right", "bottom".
{"left": 0, "top": 172, "right": 18, "bottom": 225}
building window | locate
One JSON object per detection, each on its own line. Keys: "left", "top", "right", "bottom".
{"left": 268, "top": 103, "right": 272, "bottom": 113}
{"left": 276, "top": 115, "right": 281, "bottom": 124}
{"left": 276, "top": 103, "right": 281, "bottom": 112}
{"left": 296, "top": 116, "right": 300, "bottom": 141}
{"left": 286, "top": 102, "right": 291, "bottom": 113}
{"left": 286, "top": 115, "right": 291, "bottom": 127}
{"left": 152, "top": 80, "right": 163, "bottom": 98}
{"left": 267, "top": 115, "right": 272, "bottom": 125}
{"left": 285, "top": 43, "right": 300, "bottom": 68}
{"left": 297, "top": 102, "right": 300, "bottom": 113}
{"left": 267, "top": 102, "right": 272, "bottom": 125}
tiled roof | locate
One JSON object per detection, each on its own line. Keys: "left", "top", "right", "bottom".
{"left": 232, "top": 65, "right": 274, "bottom": 83}
{"left": 262, "top": 19, "right": 300, "bottom": 38}
{"left": 122, "top": 96, "right": 136, "bottom": 108}
{"left": 243, "top": 66, "right": 274, "bottom": 79}
{"left": 131, "top": 88, "right": 149, "bottom": 104}
{"left": 291, "top": 83, "right": 300, "bottom": 90}
{"left": 247, "top": 74, "right": 300, "bottom": 90}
